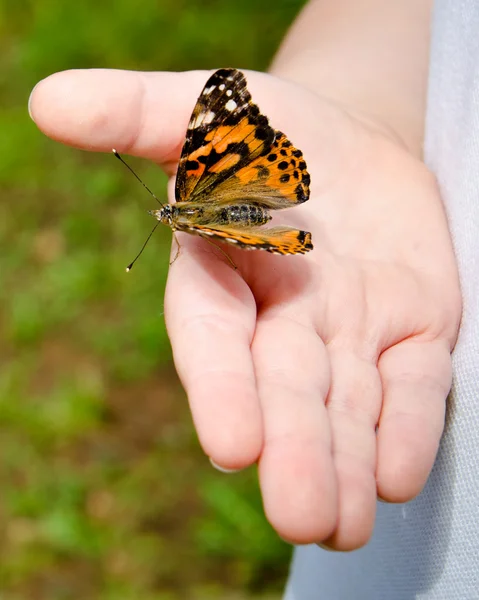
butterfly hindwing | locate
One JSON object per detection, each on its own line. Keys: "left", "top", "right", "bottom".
{"left": 210, "top": 131, "right": 310, "bottom": 208}
{"left": 176, "top": 223, "right": 313, "bottom": 255}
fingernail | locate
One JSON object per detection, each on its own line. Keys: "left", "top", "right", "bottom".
{"left": 28, "top": 84, "right": 38, "bottom": 122}
{"left": 377, "top": 496, "right": 389, "bottom": 503}
{"left": 209, "top": 457, "right": 242, "bottom": 474}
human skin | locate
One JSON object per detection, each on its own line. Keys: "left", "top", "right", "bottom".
{"left": 29, "top": 0, "right": 461, "bottom": 550}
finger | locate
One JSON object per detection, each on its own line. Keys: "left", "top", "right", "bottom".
{"left": 376, "top": 338, "right": 451, "bottom": 502}
{"left": 252, "top": 313, "right": 337, "bottom": 544}
{"left": 27, "top": 68, "right": 323, "bottom": 170}
{"left": 29, "top": 68, "right": 210, "bottom": 168}
{"left": 164, "top": 240, "right": 263, "bottom": 469}
{"left": 323, "top": 347, "right": 382, "bottom": 550}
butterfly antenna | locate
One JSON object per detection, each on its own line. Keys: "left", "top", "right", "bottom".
{"left": 112, "top": 149, "right": 163, "bottom": 206}
{"left": 126, "top": 221, "right": 161, "bottom": 272}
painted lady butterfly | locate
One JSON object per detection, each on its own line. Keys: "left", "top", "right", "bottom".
{"left": 118, "top": 68, "right": 313, "bottom": 266}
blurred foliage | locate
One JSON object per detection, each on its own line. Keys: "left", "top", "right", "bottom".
{"left": 0, "top": 0, "right": 306, "bottom": 598}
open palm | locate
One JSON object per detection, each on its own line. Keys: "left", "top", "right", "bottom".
{"left": 30, "top": 68, "right": 461, "bottom": 550}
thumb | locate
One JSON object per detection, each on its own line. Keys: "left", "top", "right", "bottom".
{"left": 28, "top": 68, "right": 212, "bottom": 171}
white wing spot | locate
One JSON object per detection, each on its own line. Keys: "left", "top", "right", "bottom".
{"left": 190, "top": 110, "right": 216, "bottom": 129}
{"left": 219, "top": 83, "right": 225, "bottom": 91}
{"left": 203, "top": 85, "right": 215, "bottom": 96}
{"left": 225, "top": 99, "right": 237, "bottom": 112}
{"left": 226, "top": 89, "right": 232, "bottom": 97}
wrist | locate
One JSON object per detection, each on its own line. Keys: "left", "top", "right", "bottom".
{"left": 270, "top": 0, "right": 433, "bottom": 158}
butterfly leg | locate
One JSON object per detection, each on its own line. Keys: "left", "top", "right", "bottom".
{"left": 170, "top": 233, "right": 181, "bottom": 265}
{"left": 203, "top": 238, "right": 237, "bottom": 270}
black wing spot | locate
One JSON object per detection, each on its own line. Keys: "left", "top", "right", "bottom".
{"left": 210, "top": 69, "right": 233, "bottom": 79}
{"left": 297, "top": 230, "right": 313, "bottom": 249}
{"left": 291, "top": 159, "right": 297, "bottom": 168}
{"left": 302, "top": 173, "right": 311, "bottom": 186}
{"left": 299, "top": 160, "right": 307, "bottom": 170}
{"left": 267, "top": 153, "right": 277, "bottom": 162}
{"left": 292, "top": 149, "right": 303, "bottom": 158}
{"left": 280, "top": 173, "right": 290, "bottom": 183}
{"left": 254, "top": 126, "right": 270, "bottom": 141}
{"left": 295, "top": 183, "right": 308, "bottom": 202}
{"left": 185, "top": 160, "right": 199, "bottom": 171}
{"left": 280, "top": 149, "right": 287, "bottom": 156}
{"left": 293, "top": 170, "right": 299, "bottom": 179}
{"left": 277, "top": 161, "right": 289, "bottom": 170}
{"left": 256, "top": 165, "right": 270, "bottom": 179}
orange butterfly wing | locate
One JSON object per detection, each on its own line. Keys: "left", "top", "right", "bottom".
{"left": 211, "top": 131, "right": 310, "bottom": 208}
{"left": 172, "top": 68, "right": 313, "bottom": 255}
{"left": 175, "top": 68, "right": 275, "bottom": 204}
{"left": 178, "top": 224, "right": 313, "bottom": 255}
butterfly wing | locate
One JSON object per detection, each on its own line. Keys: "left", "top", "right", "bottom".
{"left": 173, "top": 68, "right": 313, "bottom": 255}
{"left": 175, "top": 68, "right": 275, "bottom": 203}
{"left": 177, "top": 223, "right": 313, "bottom": 255}
{"left": 210, "top": 131, "right": 310, "bottom": 208}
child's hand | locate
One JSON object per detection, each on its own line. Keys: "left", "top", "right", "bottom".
{"left": 29, "top": 68, "right": 461, "bottom": 550}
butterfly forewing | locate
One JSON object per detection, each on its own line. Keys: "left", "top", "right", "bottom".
{"left": 175, "top": 68, "right": 275, "bottom": 203}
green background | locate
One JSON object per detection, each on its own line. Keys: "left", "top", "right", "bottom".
{"left": 0, "top": 1, "right": 307, "bottom": 598}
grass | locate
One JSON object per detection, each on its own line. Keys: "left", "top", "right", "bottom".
{"left": 0, "top": 0, "right": 306, "bottom": 598}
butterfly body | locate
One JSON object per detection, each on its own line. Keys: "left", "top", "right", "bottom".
{"left": 155, "top": 68, "right": 314, "bottom": 256}
{"left": 150, "top": 202, "right": 272, "bottom": 229}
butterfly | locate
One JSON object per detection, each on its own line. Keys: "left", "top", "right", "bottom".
{"left": 150, "top": 68, "right": 313, "bottom": 256}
